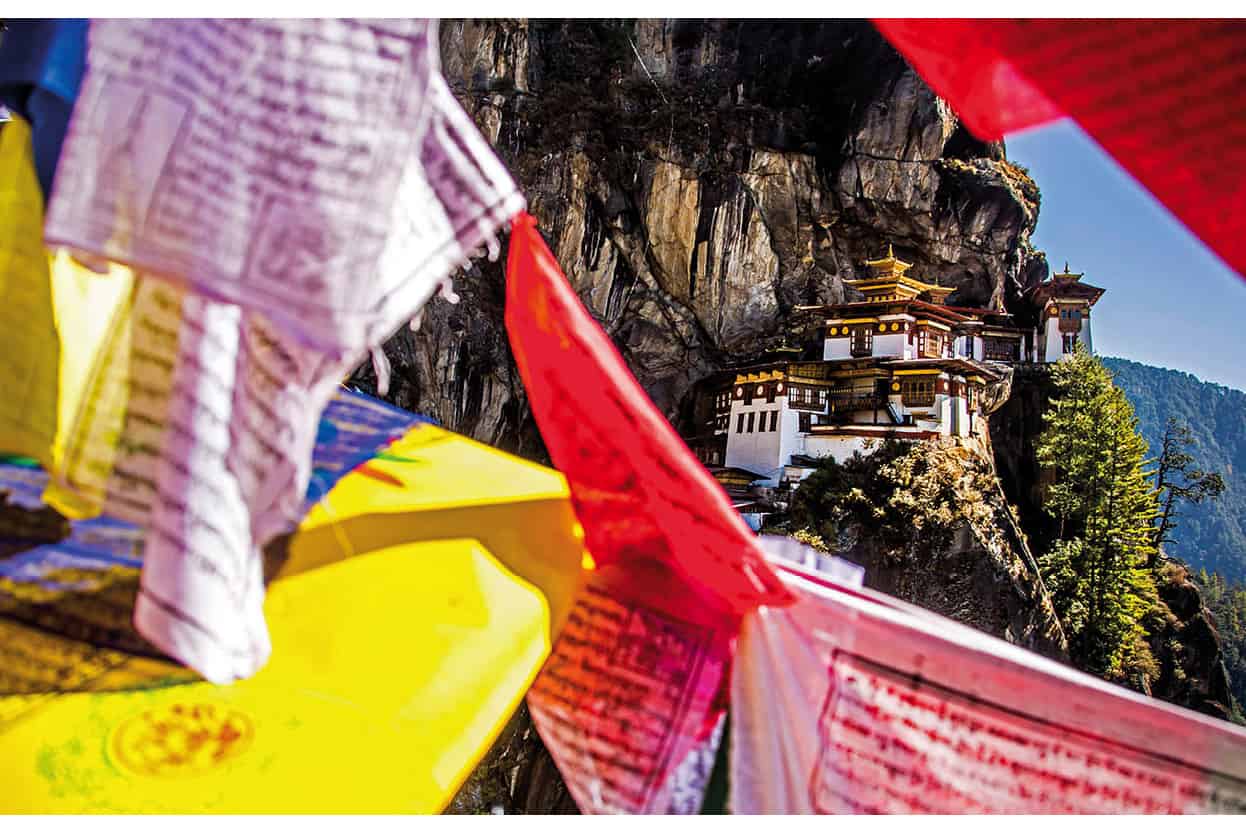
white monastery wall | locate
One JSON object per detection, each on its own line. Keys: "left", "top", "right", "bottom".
{"left": 1044, "top": 316, "right": 1064, "bottom": 362}
{"left": 724, "top": 395, "right": 788, "bottom": 483}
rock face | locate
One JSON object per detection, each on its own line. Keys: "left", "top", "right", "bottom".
{"left": 786, "top": 438, "right": 1069, "bottom": 661}
{"left": 356, "top": 20, "right": 1046, "bottom": 453}
{"left": 1148, "top": 565, "right": 1236, "bottom": 721}
{"left": 853, "top": 469, "right": 1069, "bottom": 661}
{"left": 989, "top": 365, "right": 1063, "bottom": 558}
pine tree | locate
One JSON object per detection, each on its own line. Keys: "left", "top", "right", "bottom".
{"left": 1151, "top": 417, "right": 1226, "bottom": 565}
{"left": 1036, "top": 347, "right": 1160, "bottom": 681}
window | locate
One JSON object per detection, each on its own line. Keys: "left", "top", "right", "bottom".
{"left": 770, "top": 410, "right": 779, "bottom": 432}
{"left": 789, "top": 387, "right": 827, "bottom": 411}
{"left": 983, "top": 337, "right": 1019, "bottom": 362}
{"left": 799, "top": 412, "right": 812, "bottom": 432}
{"left": 851, "top": 328, "right": 873, "bottom": 357}
{"left": 963, "top": 337, "right": 975, "bottom": 359}
{"left": 766, "top": 385, "right": 777, "bottom": 404}
{"left": 715, "top": 391, "right": 731, "bottom": 412}
{"left": 917, "top": 328, "right": 945, "bottom": 359}
{"left": 737, "top": 413, "right": 745, "bottom": 433}
{"left": 1059, "top": 307, "right": 1084, "bottom": 333}
{"left": 747, "top": 412, "right": 755, "bottom": 433}
{"left": 1063, "top": 333, "right": 1078, "bottom": 354}
{"left": 901, "top": 378, "right": 936, "bottom": 407}
{"left": 743, "top": 386, "right": 753, "bottom": 405}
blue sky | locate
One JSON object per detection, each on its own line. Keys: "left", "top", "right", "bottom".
{"left": 1006, "top": 121, "right": 1246, "bottom": 393}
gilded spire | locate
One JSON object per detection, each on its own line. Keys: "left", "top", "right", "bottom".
{"left": 1053, "top": 260, "right": 1085, "bottom": 281}
{"left": 864, "top": 243, "right": 912, "bottom": 278}
{"left": 856, "top": 242, "right": 956, "bottom": 302}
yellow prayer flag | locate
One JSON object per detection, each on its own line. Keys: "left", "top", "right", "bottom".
{"left": 0, "top": 423, "right": 588, "bottom": 812}
{"left": 0, "top": 114, "right": 59, "bottom": 468}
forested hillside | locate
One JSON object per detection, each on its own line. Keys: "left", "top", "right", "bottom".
{"left": 1102, "top": 357, "right": 1246, "bottom": 582}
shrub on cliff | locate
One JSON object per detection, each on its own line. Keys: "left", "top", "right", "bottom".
{"left": 788, "top": 439, "right": 1002, "bottom": 563}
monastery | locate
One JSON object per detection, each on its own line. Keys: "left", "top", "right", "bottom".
{"left": 690, "top": 247, "right": 1105, "bottom": 507}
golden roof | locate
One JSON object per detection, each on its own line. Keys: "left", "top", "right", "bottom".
{"left": 851, "top": 244, "right": 954, "bottom": 300}
{"left": 863, "top": 244, "right": 913, "bottom": 279}
{"left": 1052, "top": 261, "right": 1084, "bottom": 281}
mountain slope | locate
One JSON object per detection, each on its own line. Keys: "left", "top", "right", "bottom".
{"left": 1102, "top": 357, "right": 1246, "bottom": 582}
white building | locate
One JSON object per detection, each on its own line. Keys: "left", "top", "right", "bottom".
{"left": 695, "top": 248, "right": 1107, "bottom": 491}
{"left": 717, "top": 356, "right": 998, "bottom": 486}
{"left": 1028, "top": 263, "right": 1105, "bottom": 362}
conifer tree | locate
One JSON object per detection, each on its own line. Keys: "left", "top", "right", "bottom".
{"left": 1036, "top": 347, "right": 1160, "bottom": 681}
{"left": 1151, "top": 417, "right": 1226, "bottom": 566}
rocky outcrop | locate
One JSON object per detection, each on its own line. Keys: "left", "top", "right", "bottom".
{"left": 785, "top": 438, "right": 1069, "bottom": 661}
{"left": 1147, "top": 563, "right": 1236, "bottom": 722}
{"left": 356, "top": 20, "right": 1047, "bottom": 453}
{"left": 989, "top": 365, "right": 1062, "bottom": 558}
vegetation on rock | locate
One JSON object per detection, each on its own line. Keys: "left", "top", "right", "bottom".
{"left": 783, "top": 438, "right": 1067, "bottom": 658}
{"left": 1196, "top": 569, "right": 1246, "bottom": 723}
{"left": 788, "top": 439, "right": 997, "bottom": 560}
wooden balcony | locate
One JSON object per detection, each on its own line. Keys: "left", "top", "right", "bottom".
{"left": 826, "top": 392, "right": 886, "bottom": 417}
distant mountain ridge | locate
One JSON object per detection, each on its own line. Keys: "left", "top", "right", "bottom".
{"left": 1102, "top": 357, "right": 1246, "bottom": 582}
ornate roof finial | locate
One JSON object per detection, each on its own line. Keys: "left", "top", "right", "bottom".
{"left": 864, "top": 243, "right": 912, "bottom": 278}
{"left": 1053, "top": 260, "right": 1084, "bottom": 281}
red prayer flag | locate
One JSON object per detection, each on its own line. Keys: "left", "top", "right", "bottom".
{"left": 506, "top": 211, "right": 793, "bottom": 812}
{"left": 525, "top": 561, "right": 735, "bottom": 813}
{"left": 874, "top": 19, "right": 1246, "bottom": 281}
{"left": 504, "top": 211, "right": 792, "bottom": 615}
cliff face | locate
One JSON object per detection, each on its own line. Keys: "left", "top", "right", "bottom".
{"left": 1148, "top": 564, "right": 1236, "bottom": 721}
{"left": 356, "top": 20, "right": 1046, "bottom": 453}
{"left": 990, "top": 365, "right": 1062, "bottom": 557}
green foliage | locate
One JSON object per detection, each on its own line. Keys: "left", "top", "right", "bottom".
{"left": 1196, "top": 569, "right": 1246, "bottom": 723}
{"left": 791, "top": 528, "right": 831, "bottom": 553}
{"left": 1037, "top": 539, "right": 1089, "bottom": 636}
{"left": 787, "top": 440, "right": 908, "bottom": 553}
{"left": 1036, "top": 348, "right": 1160, "bottom": 682}
{"left": 1102, "top": 357, "right": 1246, "bottom": 581}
